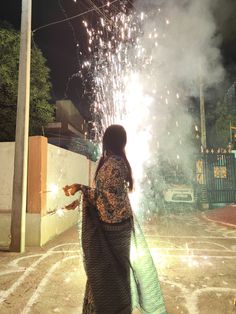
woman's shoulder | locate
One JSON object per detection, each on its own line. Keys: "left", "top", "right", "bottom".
{"left": 103, "top": 155, "right": 126, "bottom": 171}
{"left": 108, "top": 155, "right": 125, "bottom": 165}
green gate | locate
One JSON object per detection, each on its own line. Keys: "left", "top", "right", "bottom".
{"left": 201, "top": 153, "right": 236, "bottom": 203}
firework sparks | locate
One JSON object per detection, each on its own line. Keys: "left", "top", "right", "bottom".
{"left": 79, "top": 2, "right": 173, "bottom": 208}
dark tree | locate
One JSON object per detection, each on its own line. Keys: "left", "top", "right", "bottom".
{"left": 0, "top": 22, "right": 54, "bottom": 141}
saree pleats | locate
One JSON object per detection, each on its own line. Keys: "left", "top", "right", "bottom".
{"left": 81, "top": 197, "right": 166, "bottom": 314}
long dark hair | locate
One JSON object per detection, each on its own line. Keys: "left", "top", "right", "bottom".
{"left": 94, "top": 125, "right": 133, "bottom": 191}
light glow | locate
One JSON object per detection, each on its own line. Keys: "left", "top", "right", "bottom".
{"left": 49, "top": 183, "right": 59, "bottom": 198}
{"left": 56, "top": 208, "right": 65, "bottom": 217}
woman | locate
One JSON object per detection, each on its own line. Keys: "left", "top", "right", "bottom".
{"left": 63, "top": 125, "right": 166, "bottom": 314}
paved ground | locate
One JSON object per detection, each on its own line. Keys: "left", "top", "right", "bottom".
{"left": 203, "top": 204, "right": 236, "bottom": 227}
{"left": 145, "top": 214, "right": 236, "bottom": 314}
{"left": 0, "top": 213, "right": 236, "bottom": 314}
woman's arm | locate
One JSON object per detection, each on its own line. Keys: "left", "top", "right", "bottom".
{"left": 63, "top": 184, "right": 80, "bottom": 196}
{"left": 65, "top": 199, "right": 80, "bottom": 210}
{"left": 63, "top": 183, "right": 96, "bottom": 207}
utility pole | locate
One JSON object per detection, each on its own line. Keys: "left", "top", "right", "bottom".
{"left": 199, "top": 65, "right": 207, "bottom": 149}
{"left": 10, "top": 0, "right": 32, "bottom": 252}
{"left": 199, "top": 64, "right": 209, "bottom": 210}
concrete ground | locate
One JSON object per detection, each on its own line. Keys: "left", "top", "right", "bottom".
{"left": 0, "top": 213, "right": 236, "bottom": 314}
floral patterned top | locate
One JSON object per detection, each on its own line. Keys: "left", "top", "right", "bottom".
{"left": 80, "top": 155, "right": 133, "bottom": 223}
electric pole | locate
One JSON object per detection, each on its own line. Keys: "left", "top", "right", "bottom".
{"left": 199, "top": 66, "right": 207, "bottom": 149}
{"left": 10, "top": 0, "right": 32, "bottom": 252}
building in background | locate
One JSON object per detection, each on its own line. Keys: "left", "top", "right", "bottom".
{"left": 45, "top": 100, "right": 98, "bottom": 161}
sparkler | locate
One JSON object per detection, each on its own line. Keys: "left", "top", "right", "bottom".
{"left": 56, "top": 208, "right": 65, "bottom": 217}
{"left": 44, "top": 183, "right": 66, "bottom": 216}
{"left": 49, "top": 183, "right": 59, "bottom": 197}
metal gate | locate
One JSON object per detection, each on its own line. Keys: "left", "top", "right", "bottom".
{"left": 201, "top": 153, "right": 236, "bottom": 203}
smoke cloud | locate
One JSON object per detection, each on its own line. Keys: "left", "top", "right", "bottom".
{"left": 136, "top": 0, "right": 225, "bottom": 95}
{"left": 132, "top": 0, "right": 227, "bottom": 197}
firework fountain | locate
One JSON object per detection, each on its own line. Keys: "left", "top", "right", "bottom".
{"left": 55, "top": 0, "right": 225, "bottom": 216}
{"left": 78, "top": 1, "right": 172, "bottom": 211}
{"left": 75, "top": 0, "right": 224, "bottom": 215}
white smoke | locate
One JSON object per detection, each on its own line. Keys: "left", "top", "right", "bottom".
{"left": 132, "top": 0, "right": 226, "bottom": 195}
{"left": 136, "top": 0, "right": 225, "bottom": 96}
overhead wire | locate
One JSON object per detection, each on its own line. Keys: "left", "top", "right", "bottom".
{"left": 85, "top": 0, "right": 111, "bottom": 23}
{"left": 32, "top": 0, "right": 120, "bottom": 33}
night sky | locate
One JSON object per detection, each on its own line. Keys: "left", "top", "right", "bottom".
{"left": 0, "top": 0, "right": 236, "bottom": 118}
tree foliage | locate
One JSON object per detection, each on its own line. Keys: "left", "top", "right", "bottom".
{"left": 0, "top": 22, "right": 54, "bottom": 141}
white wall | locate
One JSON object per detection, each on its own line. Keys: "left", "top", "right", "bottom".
{"left": 0, "top": 211, "right": 79, "bottom": 247}
{"left": 40, "top": 210, "right": 80, "bottom": 246}
{"left": 0, "top": 140, "right": 95, "bottom": 247}
{"left": 47, "top": 144, "right": 90, "bottom": 213}
{"left": 0, "top": 142, "right": 14, "bottom": 211}
{"left": 0, "top": 142, "right": 94, "bottom": 214}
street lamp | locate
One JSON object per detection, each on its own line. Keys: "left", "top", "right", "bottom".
{"left": 10, "top": 0, "right": 32, "bottom": 252}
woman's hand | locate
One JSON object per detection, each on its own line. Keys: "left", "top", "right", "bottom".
{"left": 63, "top": 184, "right": 79, "bottom": 196}
{"left": 65, "top": 200, "right": 79, "bottom": 210}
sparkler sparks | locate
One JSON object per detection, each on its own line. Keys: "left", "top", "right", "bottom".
{"left": 48, "top": 183, "right": 59, "bottom": 198}
{"left": 56, "top": 208, "right": 65, "bottom": 217}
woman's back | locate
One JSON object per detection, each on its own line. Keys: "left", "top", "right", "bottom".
{"left": 95, "top": 155, "right": 133, "bottom": 223}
